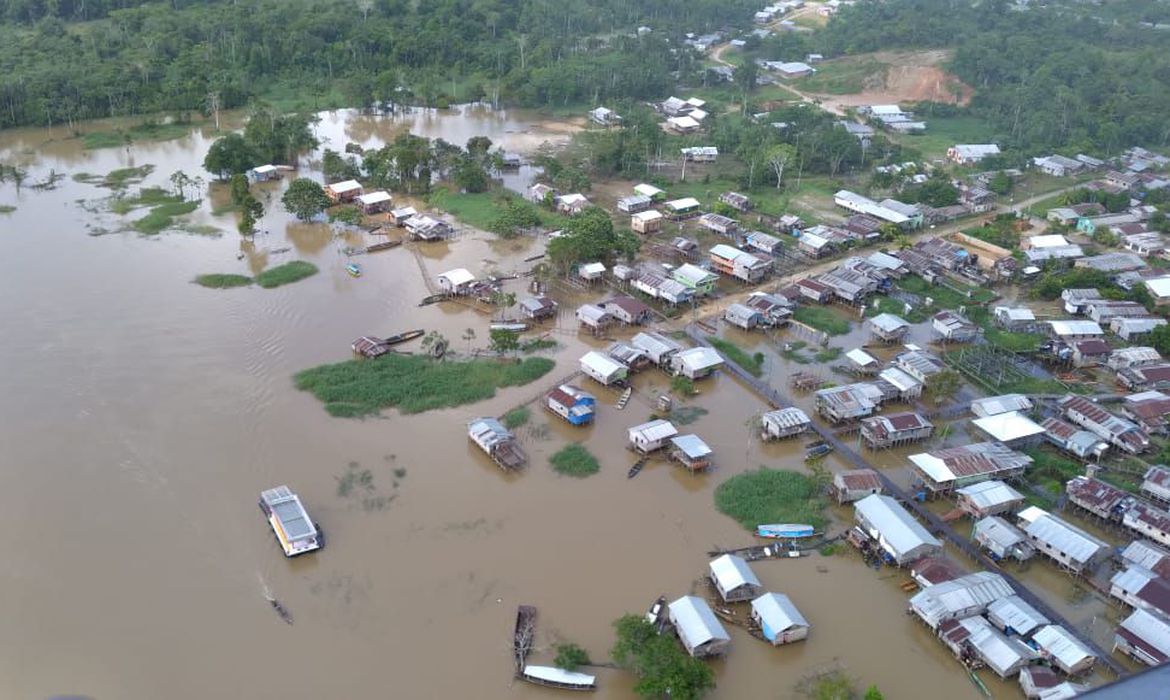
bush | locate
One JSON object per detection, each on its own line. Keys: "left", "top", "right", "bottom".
{"left": 255, "top": 261, "right": 319, "bottom": 288}
{"left": 195, "top": 273, "right": 252, "bottom": 288}
{"left": 714, "top": 468, "right": 827, "bottom": 531}
{"left": 550, "top": 444, "right": 600, "bottom": 477}
{"left": 554, "top": 643, "right": 591, "bottom": 671}
{"left": 611, "top": 615, "right": 714, "bottom": 700}
{"left": 503, "top": 406, "right": 530, "bottom": 429}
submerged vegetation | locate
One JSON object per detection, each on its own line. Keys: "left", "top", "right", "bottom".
{"left": 81, "top": 120, "right": 193, "bottom": 150}
{"left": 793, "top": 307, "right": 852, "bottom": 336}
{"left": 73, "top": 165, "right": 155, "bottom": 189}
{"left": 294, "top": 354, "right": 555, "bottom": 417}
{"left": 714, "top": 468, "right": 827, "bottom": 531}
{"left": 706, "top": 336, "right": 764, "bottom": 376}
{"left": 255, "top": 261, "right": 319, "bottom": 288}
{"left": 550, "top": 444, "right": 600, "bottom": 478}
{"left": 612, "top": 615, "right": 715, "bottom": 700}
{"left": 194, "top": 273, "right": 252, "bottom": 289}
{"left": 132, "top": 200, "right": 200, "bottom": 234}
{"left": 502, "top": 406, "right": 531, "bottom": 430}
{"left": 0, "top": 205, "right": 14, "bottom": 214}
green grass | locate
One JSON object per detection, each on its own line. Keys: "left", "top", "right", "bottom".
{"left": 707, "top": 336, "right": 764, "bottom": 376}
{"left": 898, "top": 274, "right": 995, "bottom": 307}
{"left": 295, "top": 354, "right": 556, "bottom": 417}
{"left": 893, "top": 114, "right": 998, "bottom": 160}
{"left": 714, "top": 468, "right": 827, "bottom": 531}
{"left": 794, "top": 58, "right": 889, "bottom": 95}
{"left": 549, "top": 443, "right": 600, "bottom": 478}
{"left": 428, "top": 186, "right": 558, "bottom": 232}
{"left": 195, "top": 273, "right": 253, "bottom": 289}
{"left": 1024, "top": 447, "right": 1083, "bottom": 484}
{"left": 866, "top": 296, "right": 926, "bottom": 323}
{"left": 0, "top": 205, "right": 14, "bottom": 214}
{"left": 780, "top": 339, "right": 812, "bottom": 364}
{"left": 520, "top": 338, "right": 557, "bottom": 354}
{"left": 81, "top": 121, "right": 192, "bottom": 150}
{"left": 259, "top": 80, "right": 348, "bottom": 113}
{"left": 503, "top": 406, "right": 531, "bottom": 430}
{"left": 111, "top": 187, "right": 184, "bottom": 214}
{"left": 814, "top": 346, "right": 843, "bottom": 363}
{"left": 255, "top": 261, "right": 319, "bottom": 288}
{"left": 132, "top": 200, "right": 200, "bottom": 234}
{"left": 984, "top": 327, "right": 1044, "bottom": 353}
{"left": 793, "top": 307, "right": 852, "bottom": 336}
{"left": 72, "top": 165, "right": 155, "bottom": 189}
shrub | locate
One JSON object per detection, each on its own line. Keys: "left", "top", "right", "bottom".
{"left": 256, "top": 261, "right": 319, "bottom": 288}
{"left": 195, "top": 273, "right": 252, "bottom": 288}
{"left": 550, "top": 444, "right": 600, "bottom": 477}
{"left": 714, "top": 468, "right": 827, "bottom": 531}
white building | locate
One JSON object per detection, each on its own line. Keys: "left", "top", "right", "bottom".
{"left": 668, "top": 595, "right": 731, "bottom": 658}
{"left": 708, "top": 554, "right": 762, "bottom": 603}
{"left": 853, "top": 494, "right": 941, "bottom": 566}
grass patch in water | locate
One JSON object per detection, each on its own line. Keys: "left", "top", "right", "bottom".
{"left": 793, "top": 307, "right": 852, "bottom": 336}
{"left": 814, "top": 346, "right": 843, "bottom": 363}
{"left": 73, "top": 164, "right": 155, "bottom": 189}
{"left": 550, "top": 444, "right": 600, "bottom": 477}
{"left": 295, "top": 354, "right": 556, "bottom": 417}
{"left": 81, "top": 121, "right": 191, "bottom": 150}
{"left": 714, "top": 468, "right": 827, "bottom": 531}
{"left": 255, "top": 261, "right": 319, "bottom": 288}
{"left": 195, "top": 273, "right": 253, "bottom": 289}
{"left": 503, "top": 406, "right": 531, "bottom": 429}
{"left": 132, "top": 200, "right": 200, "bottom": 234}
{"left": 0, "top": 205, "right": 14, "bottom": 214}
{"left": 706, "top": 336, "right": 763, "bottom": 376}
{"left": 111, "top": 187, "right": 183, "bottom": 214}
{"left": 781, "top": 340, "right": 812, "bottom": 364}
{"left": 520, "top": 338, "right": 557, "bottom": 354}
{"left": 669, "top": 406, "right": 709, "bottom": 425}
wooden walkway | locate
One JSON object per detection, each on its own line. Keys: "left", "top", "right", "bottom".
{"left": 684, "top": 325, "right": 1128, "bottom": 678}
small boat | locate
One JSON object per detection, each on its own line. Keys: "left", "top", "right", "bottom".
{"left": 490, "top": 321, "right": 529, "bottom": 333}
{"left": 259, "top": 485, "right": 322, "bottom": 557}
{"left": 366, "top": 240, "right": 402, "bottom": 253}
{"left": 520, "top": 665, "right": 597, "bottom": 692}
{"left": 756, "top": 523, "right": 818, "bottom": 539}
{"left": 627, "top": 458, "right": 647, "bottom": 479}
{"left": 418, "top": 293, "right": 447, "bottom": 306}
{"left": 805, "top": 443, "right": 833, "bottom": 460}
{"left": 269, "top": 598, "right": 293, "bottom": 625}
{"left": 645, "top": 595, "right": 668, "bottom": 632}
{"left": 346, "top": 263, "right": 362, "bottom": 277}
{"left": 384, "top": 329, "right": 425, "bottom": 345}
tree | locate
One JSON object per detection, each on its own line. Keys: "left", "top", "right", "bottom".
{"left": 489, "top": 328, "right": 520, "bottom": 355}
{"left": 229, "top": 173, "right": 251, "bottom": 206}
{"left": 765, "top": 144, "right": 795, "bottom": 189}
{"left": 553, "top": 643, "right": 590, "bottom": 671}
{"left": 453, "top": 156, "right": 490, "bottom": 193}
{"left": 203, "top": 133, "right": 258, "bottom": 180}
{"left": 466, "top": 135, "right": 493, "bottom": 162}
{"left": 611, "top": 615, "right": 714, "bottom": 700}
{"left": 864, "top": 686, "right": 885, "bottom": 700}
{"left": 322, "top": 148, "right": 361, "bottom": 184}
{"left": 1151, "top": 324, "right": 1170, "bottom": 357}
{"left": 547, "top": 207, "right": 640, "bottom": 272}
{"left": 420, "top": 331, "right": 449, "bottom": 359}
{"left": 282, "top": 178, "right": 331, "bottom": 221}
{"left": 988, "top": 171, "right": 1013, "bottom": 195}
{"left": 923, "top": 369, "right": 963, "bottom": 404}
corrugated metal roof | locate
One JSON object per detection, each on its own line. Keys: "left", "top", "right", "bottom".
{"left": 910, "top": 572, "right": 1014, "bottom": 627}
{"left": 956, "top": 480, "right": 1024, "bottom": 510}
{"left": 1049, "top": 320, "right": 1104, "bottom": 336}
{"left": 676, "top": 346, "right": 724, "bottom": 372}
{"left": 1121, "top": 540, "right": 1170, "bottom": 577}
{"left": 1020, "top": 508, "right": 1108, "bottom": 565}
{"left": 846, "top": 348, "right": 878, "bottom": 367}
{"left": 580, "top": 351, "right": 625, "bottom": 377}
{"left": 629, "top": 419, "right": 678, "bottom": 442}
{"left": 878, "top": 367, "right": 921, "bottom": 393}
{"left": 835, "top": 469, "right": 882, "bottom": 492}
{"left": 1119, "top": 608, "right": 1170, "bottom": 662}
{"left": 974, "top": 515, "right": 1028, "bottom": 549}
{"left": 762, "top": 407, "right": 810, "bottom": 430}
{"left": 438, "top": 268, "right": 475, "bottom": 287}
{"left": 674, "top": 263, "right": 718, "bottom": 285}
{"left": 669, "top": 595, "right": 730, "bottom": 647}
{"left": 1033, "top": 625, "right": 1095, "bottom": 670}
{"left": 987, "top": 595, "right": 1049, "bottom": 636}
{"left": 631, "top": 331, "right": 683, "bottom": 359}
{"left": 958, "top": 615, "right": 1037, "bottom": 677}
{"left": 910, "top": 442, "right": 1032, "bottom": 484}
{"left": 854, "top": 494, "right": 940, "bottom": 560}
{"left": 751, "top": 592, "right": 809, "bottom": 632}
{"left": 709, "top": 554, "right": 760, "bottom": 591}
{"left": 972, "top": 411, "right": 1046, "bottom": 442}
{"left": 870, "top": 312, "right": 910, "bottom": 333}
{"left": 672, "top": 434, "right": 712, "bottom": 459}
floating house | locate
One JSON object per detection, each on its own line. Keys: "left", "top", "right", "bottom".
{"left": 671, "top": 346, "right": 724, "bottom": 380}
{"left": 908, "top": 571, "right": 1014, "bottom": 630}
{"left": 761, "top": 407, "right": 812, "bottom": 440}
{"left": 631, "top": 332, "right": 683, "bottom": 367}
{"left": 853, "top": 494, "right": 942, "bottom": 566}
{"left": 437, "top": 268, "right": 476, "bottom": 295}
{"left": 580, "top": 351, "right": 627, "bottom": 387}
{"left": 986, "top": 596, "right": 1049, "bottom": 637}
{"left": 1017, "top": 506, "right": 1109, "bottom": 573}
{"left": 868, "top": 313, "right": 911, "bottom": 343}
{"left": 631, "top": 209, "right": 664, "bottom": 234}
{"left": 973, "top": 516, "right": 1035, "bottom": 561}
{"left": 519, "top": 295, "right": 558, "bottom": 321}
{"left": 468, "top": 417, "right": 527, "bottom": 470}
{"left": 351, "top": 335, "right": 392, "bottom": 359}
{"left": 628, "top": 419, "right": 678, "bottom": 453}
{"left": 1114, "top": 608, "right": 1170, "bottom": 666}
{"left": 668, "top": 595, "right": 731, "bottom": 658}
{"left": 751, "top": 593, "right": 810, "bottom": 646}
{"left": 545, "top": 385, "right": 596, "bottom": 426}
{"left": 832, "top": 469, "right": 883, "bottom": 504}
{"left": 708, "top": 554, "right": 762, "bottom": 602}
{"left": 601, "top": 296, "right": 653, "bottom": 326}
{"left": 909, "top": 442, "right": 1033, "bottom": 494}
{"left": 860, "top": 412, "right": 934, "bottom": 449}
{"left": 670, "top": 434, "right": 713, "bottom": 471}
{"left": 724, "top": 302, "right": 764, "bottom": 330}
{"left": 326, "top": 179, "right": 363, "bottom": 202}
{"left": 356, "top": 190, "right": 392, "bottom": 214}
{"left": 955, "top": 480, "right": 1025, "bottom": 519}
{"left": 259, "top": 485, "right": 322, "bottom": 557}
{"left": 575, "top": 303, "right": 613, "bottom": 335}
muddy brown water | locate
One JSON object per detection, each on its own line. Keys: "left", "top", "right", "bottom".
{"left": 0, "top": 108, "right": 1109, "bottom": 699}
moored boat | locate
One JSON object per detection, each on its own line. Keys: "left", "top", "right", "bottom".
{"left": 366, "top": 240, "right": 402, "bottom": 253}
{"left": 418, "top": 293, "right": 447, "bottom": 306}
{"left": 490, "top": 321, "right": 529, "bottom": 333}
{"left": 384, "top": 328, "right": 425, "bottom": 345}
{"left": 520, "top": 665, "right": 597, "bottom": 691}
{"left": 645, "top": 595, "right": 668, "bottom": 632}
{"left": 346, "top": 263, "right": 362, "bottom": 277}
{"left": 259, "top": 486, "right": 322, "bottom": 557}
{"left": 756, "top": 523, "right": 818, "bottom": 539}
{"left": 805, "top": 443, "right": 833, "bottom": 460}
{"left": 514, "top": 604, "right": 537, "bottom": 669}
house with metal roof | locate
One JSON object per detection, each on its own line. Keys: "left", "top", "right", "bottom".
{"left": 1142, "top": 466, "right": 1170, "bottom": 504}
{"left": 672, "top": 263, "right": 719, "bottom": 296}
{"left": 908, "top": 571, "right": 1014, "bottom": 629}
{"left": 909, "top": 442, "right": 1033, "bottom": 493}
{"left": 325, "top": 179, "right": 363, "bottom": 202}
{"left": 818, "top": 267, "right": 880, "bottom": 304}
{"left": 630, "top": 209, "right": 663, "bottom": 234}
{"left": 953, "top": 616, "right": 1038, "bottom": 678}
{"left": 743, "top": 292, "right": 792, "bottom": 327}
{"left": 932, "top": 310, "right": 979, "bottom": 342}
{"left": 468, "top": 417, "right": 527, "bottom": 470}
{"left": 973, "top": 515, "right": 1035, "bottom": 561}
{"left": 545, "top": 385, "right": 596, "bottom": 426}
{"left": 832, "top": 469, "right": 883, "bottom": 504}
{"left": 1114, "top": 608, "right": 1170, "bottom": 666}
{"left": 1108, "top": 346, "right": 1163, "bottom": 371}
{"left": 556, "top": 193, "right": 590, "bottom": 215}
{"left": 815, "top": 383, "right": 881, "bottom": 423}
{"left": 709, "top": 244, "right": 770, "bottom": 283}
{"left": 1066, "top": 476, "right": 1133, "bottom": 521}
{"left": 575, "top": 303, "right": 613, "bottom": 335}
{"left": 519, "top": 295, "right": 558, "bottom": 321}
{"left": 744, "top": 230, "right": 783, "bottom": 256}
{"left": 631, "top": 332, "right": 683, "bottom": 367}
{"left": 910, "top": 556, "right": 966, "bottom": 588}
{"left": 1121, "top": 540, "right": 1170, "bottom": 578}
{"left": 987, "top": 595, "right": 1049, "bottom": 637}
{"left": 1048, "top": 320, "right": 1105, "bottom": 341}
{"left": 1110, "top": 565, "right": 1170, "bottom": 619}
{"left": 1123, "top": 501, "right": 1170, "bottom": 549}
{"left": 356, "top": 189, "right": 392, "bottom": 213}
{"left": 845, "top": 348, "right": 880, "bottom": 375}
{"left": 663, "top": 197, "right": 702, "bottom": 219}
{"left": 867, "top": 313, "right": 910, "bottom": 343}
{"left": 724, "top": 302, "right": 764, "bottom": 330}
{"left": 628, "top": 419, "right": 678, "bottom": 454}
{"left": 631, "top": 271, "right": 693, "bottom": 305}
{"left": 437, "top": 268, "right": 477, "bottom": 295}
{"left": 971, "top": 394, "right": 1034, "bottom": 418}
{"left": 994, "top": 306, "right": 1037, "bottom": 330}
{"left": 1017, "top": 506, "right": 1109, "bottom": 573}
{"left": 956, "top": 480, "right": 1025, "bottom": 519}
{"left": 947, "top": 144, "right": 1001, "bottom": 165}
{"left": 699, "top": 212, "right": 738, "bottom": 237}
{"left": 1119, "top": 363, "right": 1170, "bottom": 392}
{"left": 617, "top": 194, "right": 652, "bottom": 214}
{"left": 670, "top": 434, "right": 713, "bottom": 472}
{"left": 972, "top": 411, "right": 1047, "bottom": 447}
{"left": 854, "top": 494, "right": 942, "bottom": 566}
{"left": 601, "top": 296, "right": 653, "bottom": 326}
{"left": 860, "top": 412, "right": 934, "bottom": 449}
{"left": 1076, "top": 252, "right": 1147, "bottom": 273}
{"left": 1018, "top": 667, "right": 1088, "bottom": 699}
{"left": 606, "top": 342, "right": 651, "bottom": 372}
{"left": 751, "top": 593, "right": 810, "bottom": 646}
{"left": 668, "top": 595, "right": 731, "bottom": 658}
{"left": 1112, "top": 316, "right": 1168, "bottom": 342}
{"left": 709, "top": 554, "right": 762, "bottom": 602}
{"left": 874, "top": 366, "right": 922, "bottom": 401}
{"left": 579, "top": 351, "right": 627, "bottom": 387}
{"left": 1060, "top": 395, "right": 1150, "bottom": 454}
{"left": 1041, "top": 416, "right": 1109, "bottom": 461}
{"left": 894, "top": 349, "right": 946, "bottom": 382}
{"left": 672, "top": 346, "right": 724, "bottom": 379}
{"left": 760, "top": 407, "right": 812, "bottom": 440}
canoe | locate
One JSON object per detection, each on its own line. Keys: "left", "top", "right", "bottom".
{"left": 418, "top": 294, "right": 447, "bottom": 306}
{"left": 346, "top": 263, "right": 362, "bottom": 277}
{"left": 628, "top": 458, "right": 647, "bottom": 479}
{"left": 367, "top": 240, "right": 402, "bottom": 253}
{"left": 384, "top": 329, "right": 425, "bottom": 345}
{"left": 756, "top": 523, "right": 818, "bottom": 539}
{"left": 805, "top": 444, "right": 833, "bottom": 460}
{"left": 490, "top": 322, "right": 529, "bottom": 333}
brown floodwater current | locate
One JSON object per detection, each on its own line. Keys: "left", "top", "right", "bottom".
{"left": 0, "top": 106, "right": 1122, "bottom": 699}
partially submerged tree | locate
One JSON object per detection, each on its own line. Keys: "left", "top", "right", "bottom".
{"left": 282, "top": 178, "right": 331, "bottom": 221}
{"left": 547, "top": 206, "right": 639, "bottom": 273}
{"left": 611, "top": 615, "right": 714, "bottom": 700}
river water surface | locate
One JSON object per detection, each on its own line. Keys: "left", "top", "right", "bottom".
{"left": 0, "top": 107, "right": 1096, "bottom": 699}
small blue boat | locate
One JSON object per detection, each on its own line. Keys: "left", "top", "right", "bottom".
{"left": 756, "top": 523, "right": 817, "bottom": 539}
{"left": 346, "top": 263, "right": 362, "bottom": 277}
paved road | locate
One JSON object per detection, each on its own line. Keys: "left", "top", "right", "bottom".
{"left": 685, "top": 325, "right": 1129, "bottom": 678}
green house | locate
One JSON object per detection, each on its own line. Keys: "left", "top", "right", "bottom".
{"left": 671, "top": 263, "right": 719, "bottom": 296}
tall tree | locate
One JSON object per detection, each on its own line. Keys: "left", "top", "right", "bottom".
{"left": 281, "top": 178, "right": 331, "bottom": 221}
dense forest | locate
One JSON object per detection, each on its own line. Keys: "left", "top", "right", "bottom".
{"left": 0, "top": 0, "right": 756, "bottom": 129}
{"left": 814, "top": 0, "right": 1170, "bottom": 154}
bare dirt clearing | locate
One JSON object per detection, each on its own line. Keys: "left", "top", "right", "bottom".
{"left": 808, "top": 50, "right": 974, "bottom": 110}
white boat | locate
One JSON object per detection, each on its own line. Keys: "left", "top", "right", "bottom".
{"left": 259, "top": 486, "right": 322, "bottom": 557}
{"left": 756, "top": 523, "right": 817, "bottom": 539}
{"left": 521, "top": 665, "right": 597, "bottom": 691}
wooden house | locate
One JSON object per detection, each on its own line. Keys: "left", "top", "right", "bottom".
{"left": 519, "top": 295, "right": 558, "bottom": 321}
{"left": 973, "top": 516, "right": 1034, "bottom": 561}
{"left": 750, "top": 593, "right": 809, "bottom": 646}
{"left": 664, "top": 197, "right": 702, "bottom": 220}
{"left": 326, "top": 179, "right": 363, "bottom": 203}
{"left": 351, "top": 336, "right": 391, "bottom": 359}
{"left": 672, "top": 347, "right": 724, "bottom": 380}
{"left": 437, "top": 268, "right": 476, "bottom": 295}
{"left": 579, "top": 351, "right": 627, "bottom": 386}
{"left": 606, "top": 342, "right": 651, "bottom": 371}
{"left": 709, "top": 554, "right": 762, "bottom": 602}
{"left": 389, "top": 206, "right": 417, "bottom": 226}
{"left": 761, "top": 408, "right": 812, "bottom": 440}
{"left": 545, "top": 385, "right": 596, "bottom": 426}
{"left": 867, "top": 313, "right": 910, "bottom": 343}
{"left": 556, "top": 193, "right": 590, "bottom": 215}
{"left": 601, "top": 296, "right": 653, "bottom": 325}
{"left": 860, "top": 412, "right": 934, "bottom": 449}
{"left": 709, "top": 244, "right": 769, "bottom": 283}
{"left": 527, "top": 183, "right": 557, "bottom": 204}
{"left": 468, "top": 417, "right": 527, "bottom": 470}
{"left": 575, "top": 304, "right": 612, "bottom": 335}
{"left": 955, "top": 481, "right": 1025, "bottom": 519}
{"left": 744, "top": 292, "right": 792, "bottom": 326}
{"left": 631, "top": 332, "right": 683, "bottom": 367}
{"left": 617, "top": 194, "right": 652, "bottom": 214}
{"left": 578, "top": 262, "right": 606, "bottom": 283}
{"left": 719, "top": 191, "right": 752, "bottom": 212}
{"left": 356, "top": 190, "right": 392, "bottom": 214}
{"left": 832, "top": 469, "right": 882, "bottom": 504}
{"left": 724, "top": 303, "right": 763, "bottom": 330}
{"left": 671, "top": 434, "right": 714, "bottom": 472}
{"left": 246, "top": 164, "right": 280, "bottom": 183}
{"left": 672, "top": 263, "right": 719, "bottom": 296}
{"left": 631, "top": 209, "right": 663, "bottom": 234}
{"left": 628, "top": 419, "right": 678, "bottom": 453}
{"left": 699, "top": 213, "right": 738, "bottom": 237}
{"left": 405, "top": 215, "right": 451, "bottom": 241}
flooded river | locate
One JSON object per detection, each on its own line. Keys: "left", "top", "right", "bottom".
{"left": 0, "top": 107, "right": 1092, "bottom": 699}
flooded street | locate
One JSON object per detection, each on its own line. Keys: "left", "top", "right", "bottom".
{"left": 0, "top": 109, "right": 1036, "bottom": 699}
